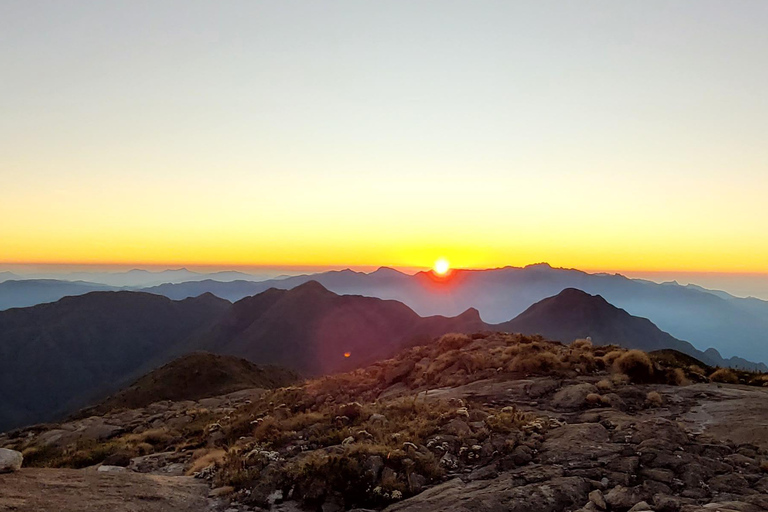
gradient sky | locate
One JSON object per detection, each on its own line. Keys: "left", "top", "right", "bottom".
{"left": 1, "top": 1, "right": 767, "bottom": 272}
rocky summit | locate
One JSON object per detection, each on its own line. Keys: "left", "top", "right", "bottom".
{"left": 3, "top": 332, "right": 768, "bottom": 512}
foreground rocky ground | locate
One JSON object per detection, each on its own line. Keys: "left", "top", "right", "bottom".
{"left": 3, "top": 333, "right": 768, "bottom": 512}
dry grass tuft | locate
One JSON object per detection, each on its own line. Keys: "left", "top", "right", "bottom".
{"left": 571, "top": 338, "right": 593, "bottom": 350}
{"left": 596, "top": 379, "right": 613, "bottom": 392}
{"left": 668, "top": 368, "right": 689, "bottom": 386}
{"left": 646, "top": 391, "right": 663, "bottom": 407}
{"left": 613, "top": 350, "right": 654, "bottom": 383}
{"left": 585, "top": 393, "right": 603, "bottom": 406}
{"left": 186, "top": 448, "right": 227, "bottom": 475}
{"left": 710, "top": 368, "right": 739, "bottom": 384}
{"left": 509, "top": 351, "right": 563, "bottom": 374}
{"left": 437, "top": 333, "right": 472, "bottom": 351}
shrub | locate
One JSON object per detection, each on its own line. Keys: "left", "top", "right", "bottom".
{"left": 509, "top": 351, "right": 562, "bottom": 374}
{"left": 710, "top": 368, "right": 739, "bottom": 384}
{"left": 571, "top": 339, "right": 593, "bottom": 350}
{"left": 187, "top": 448, "right": 227, "bottom": 475}
{"left": 595, "top": 379, "right": 613, "bottom": 392}
{"left": 485, "top": 407, "right": 534, "bottom": 434}
{"left": 585, "top": 393, "right": 603, "bottom": 406}
{"left": 601, "top": 350, "right": 624, "bottom": 367}
{"left": 646, "top": 391, "right": 663, "bottom": 407}
{"left": 437, "top": 333, "right": 472, "bottom": 351}
{"left": 611, "top": 373, "right": 630, "bottom": 386}
{"left": 668, "top": 368, "right": 689, "bottom": 386}
{"left": 613, "top": 350, "right": 654, "bottom": 383}
{"left": 20, "top": 444, "right": 64, "bottom": 467}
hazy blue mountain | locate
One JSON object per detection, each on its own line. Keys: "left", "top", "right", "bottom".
{"left": 144, "top": 263, "right": 768, "bottom": 363}
{"left": 142, "top": 267, "right": 415, "bottom": 301}
{"left": 22, "top": 268, "right": 273, "bottom": 288}
{"left": 498, "top": 288, "right": 767, "bottom": 371}
{"left": 0, "top": 279, "right": 118, "bottom": 310}
{"left": 0, "top": 272, "right": 21, "bottom": 283}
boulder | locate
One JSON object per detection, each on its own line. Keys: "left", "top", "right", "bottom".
{"left": 0, "top": 448, "right": 24, "bottom": 473}
{"left": 605, "top": 485, "right": 651, "bottom": 511}
{"left": 551, "top": 383, "right": 598, "bottom": 409}
{"left": 0, "top": 448, "right": 22, "bottom": 473}
{"left": 589, "top": 489, "right": 607, "bottom": 510}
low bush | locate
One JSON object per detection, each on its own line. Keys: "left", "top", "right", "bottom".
{"left": 613, "top": 350, "right": 654, "bottom": 383}
{"left": 710, "top": 368, "right": 739, "bottom": 384}
{"left": 186, "top": 448, "right": 227, "bottom": 475}
{"left": 646, "top": 391, "right": 663, "bottom": 407}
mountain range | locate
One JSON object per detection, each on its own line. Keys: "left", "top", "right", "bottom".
{"left": 0, "top": 283, "right": 483, "bottom": 431}
{"left": 3, "top": 264, "right": 768, "bottom": 364}
{"left": 143, "top": 264, "right": 768, "bottom": 364}
{"left": 1, "top": 278, "right": 762, "bottom": 432}
{"left": 0, "top": 279, "right": 117, "bottom": 310}
{"left": 189, "top": 281, "right": 487, "bottom": 375}
{"left": 0, "top": 268, "right": 273, "bottom": 288}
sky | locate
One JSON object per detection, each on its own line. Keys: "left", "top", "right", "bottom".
{"left": 1, "top": 1, "right": 767, "bottom": 273}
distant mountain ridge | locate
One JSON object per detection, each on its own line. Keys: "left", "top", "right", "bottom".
{"left": 191, "top": 281, "right": 487, "bottom": 375}
{"left": 142, "top": 263, "right": 768, "bottom": 363}
{"left": 4, "top": 268, "right": 274, "bottom": 288}
{"left": 0, "top": 279, "right": 117, "bottom": 310}
{"left": 0, "top": 272, "right": 21, "bottom": 283}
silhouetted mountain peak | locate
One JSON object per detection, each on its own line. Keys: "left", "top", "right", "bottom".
{"left": 512, "top": 287, "right": 613, "bottom": 315}
{"left": 524, "top": 262, "right": 554, "bottom": 270}
{"left": 184, "top": 292, "right": 231, "bottom": 307}
{"left": 289, "top": 280, "right": 335, "bottom": 296}
{"left": 457, "top": 307, "right": 482, "bottom": 321}
{"left": 371, "top": 266, "right": 406, "bottom": 276}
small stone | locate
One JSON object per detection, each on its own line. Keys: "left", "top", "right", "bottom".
{"left": 589, "top": 489, "right": 607, "bottom": 510}
{"left": 97, "top": 465, "right": 126, "bottom": 473}
{"left": 627, "top": 501, "right": 653, "bottom": 512}
{"left": 209, "top": 486, "right": 235, "bottom": 497}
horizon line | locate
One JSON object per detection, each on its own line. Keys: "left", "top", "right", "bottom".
{"left": 3, "top": 260, "right": 768, "bottom": 276}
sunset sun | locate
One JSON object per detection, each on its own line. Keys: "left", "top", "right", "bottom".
{"left": 434, "top": 258, "right": 450, "bottom": 275}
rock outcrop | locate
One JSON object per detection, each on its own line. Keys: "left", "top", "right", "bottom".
{"left": 0, "top": 448, "right": 22, "bottom": 473}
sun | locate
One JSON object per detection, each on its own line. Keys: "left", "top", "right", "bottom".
{"left": 434, "top": 258, "right": 450, "bottom": 275}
